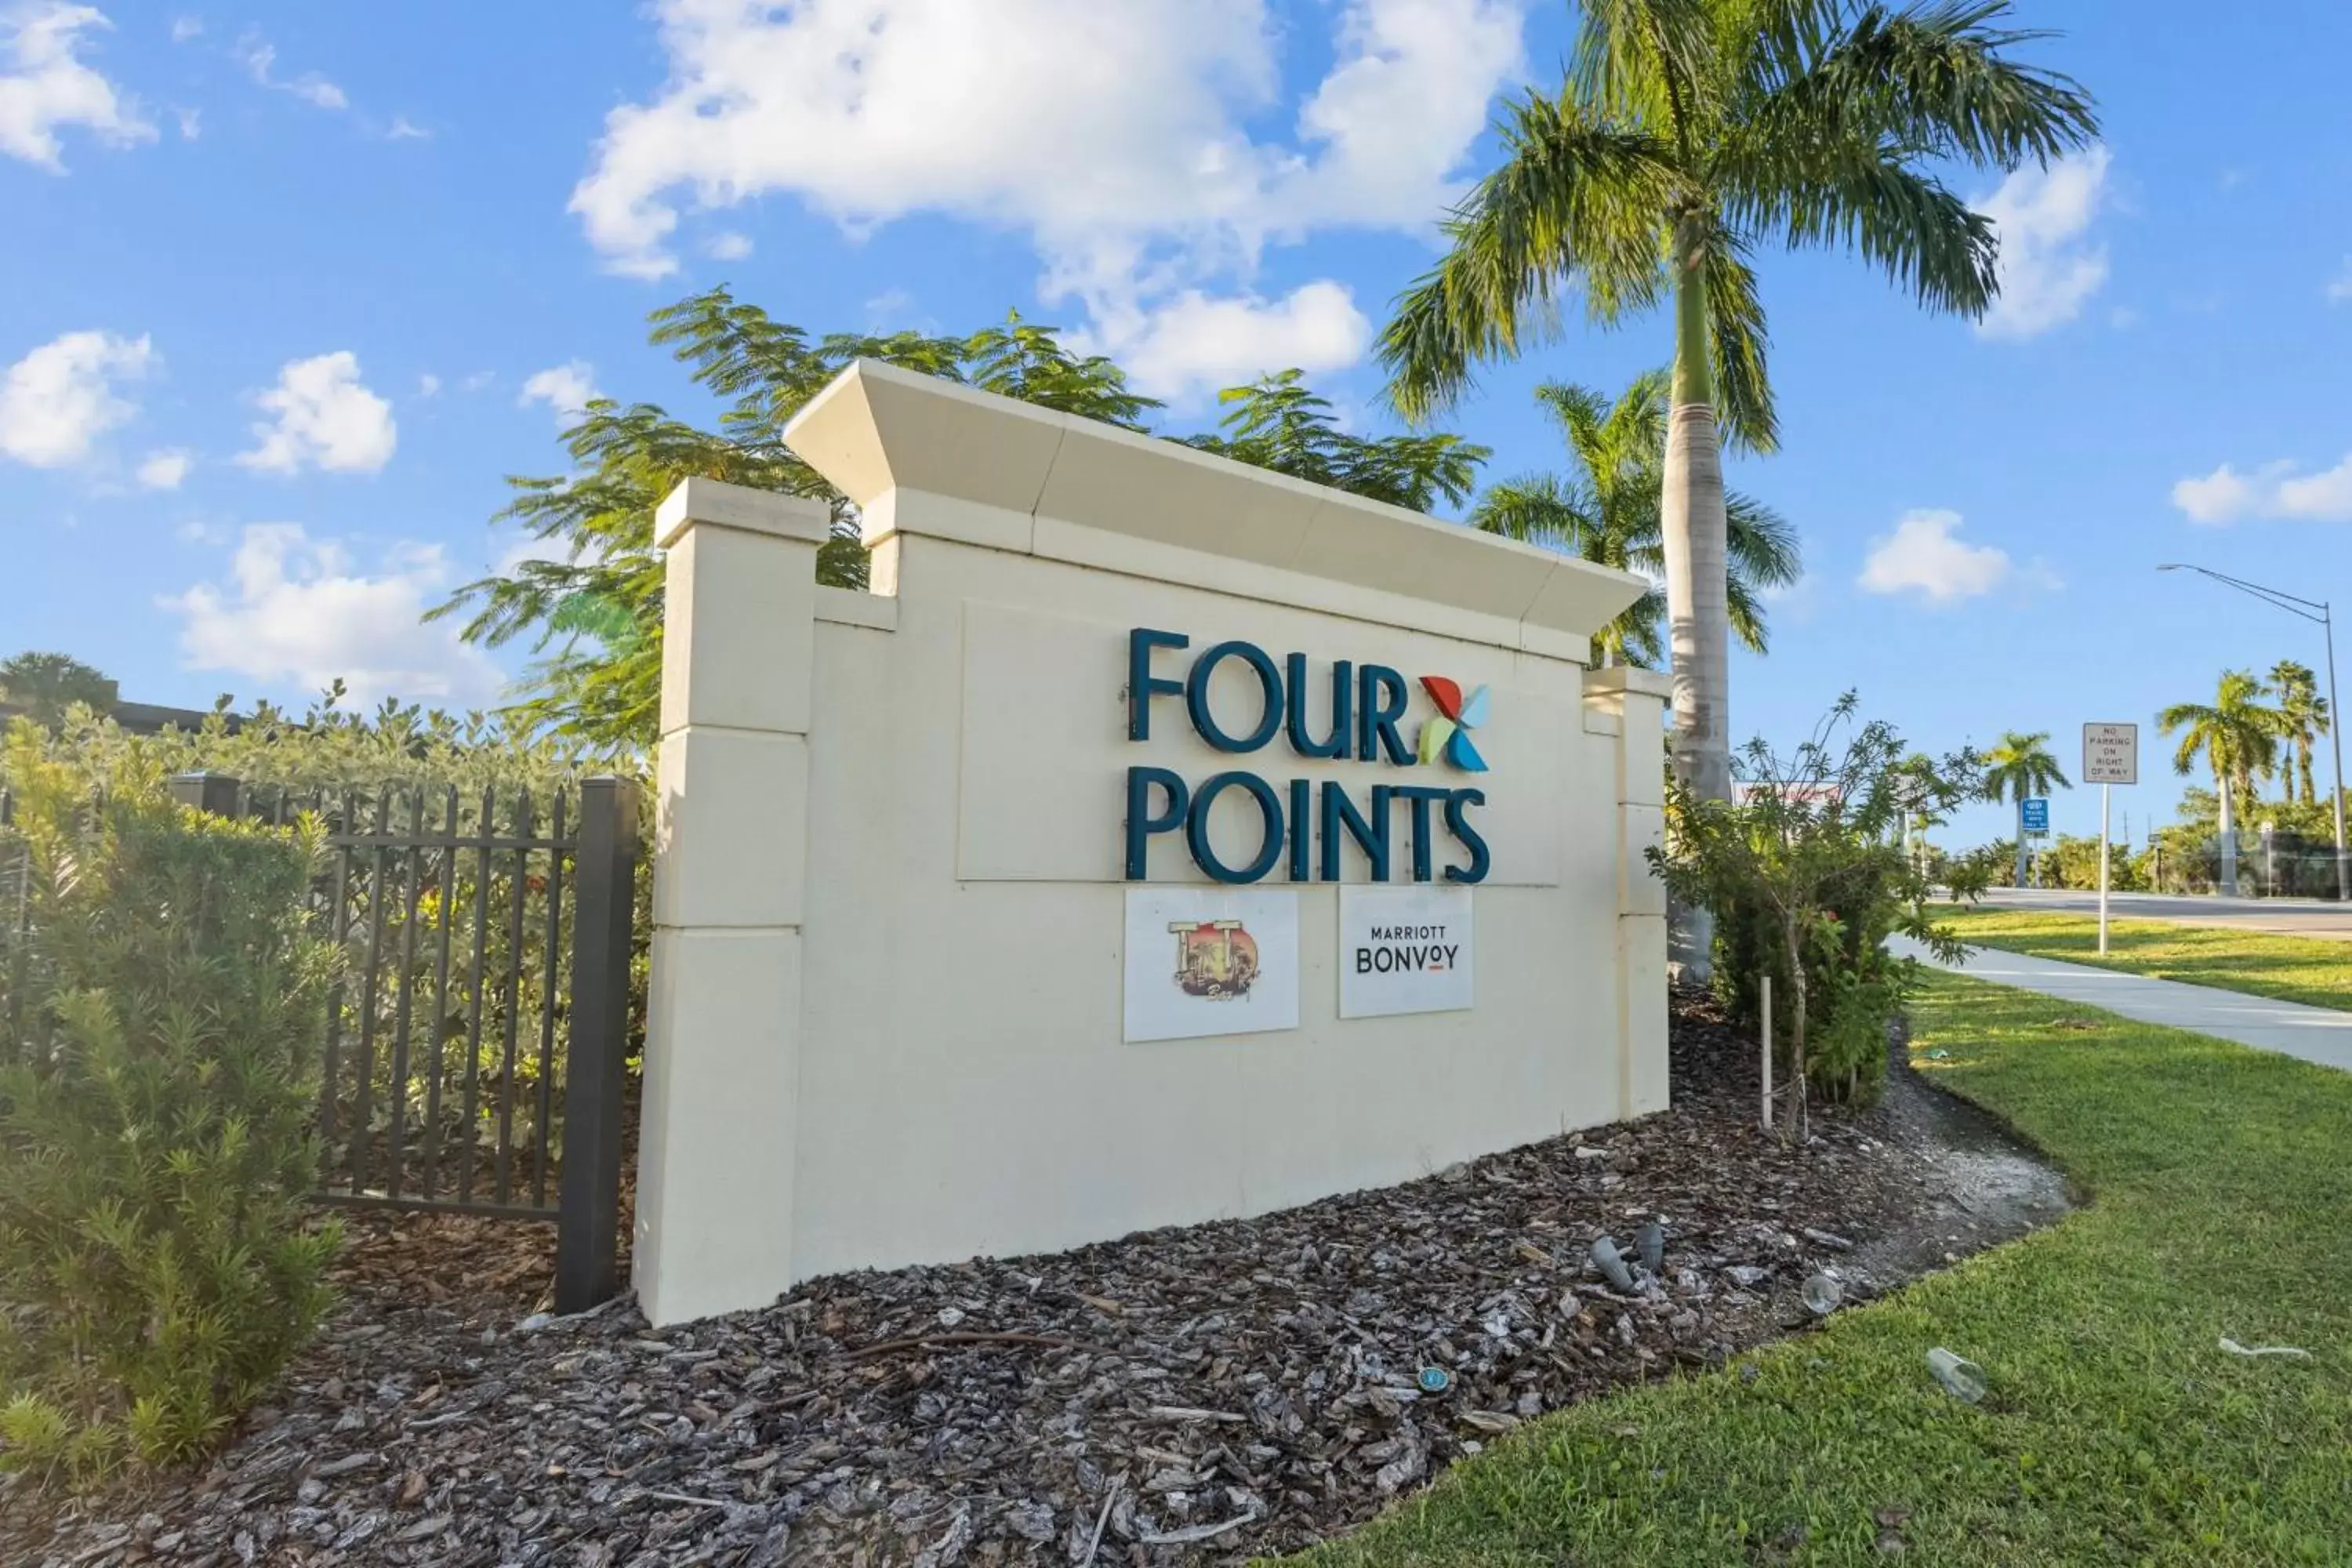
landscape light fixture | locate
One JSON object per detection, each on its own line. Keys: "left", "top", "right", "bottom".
{"left": 2155, "top": 563, "right": 2348, "bottom": 901}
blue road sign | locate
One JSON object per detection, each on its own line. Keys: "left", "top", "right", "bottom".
{"left": 2021, "top": 798, "right": 2050, "bottom": 834}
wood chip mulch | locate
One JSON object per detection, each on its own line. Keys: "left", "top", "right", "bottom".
{"left": 0, "top": 996, "right": 2068, "bottom": 1567}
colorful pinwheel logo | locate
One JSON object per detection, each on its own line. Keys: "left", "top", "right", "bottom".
{"left": 1416, "top": 677, "right": 1490, "bottom": 772}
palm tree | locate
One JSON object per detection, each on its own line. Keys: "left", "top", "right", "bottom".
{"left": 1982, "top": 731, "right": 2069, "bottom": 888}
{"left": 1468, "top": 370, "right": 1799, "bottom": 667}
{"left": 1380, "top": 3, "right": 2096, "bottom": 820}
{"left": 2269, "top": 659, "right": 2328, "bottom": 805}
{"left": 2160, "top": 670, "right": 2288, "bottom": 895}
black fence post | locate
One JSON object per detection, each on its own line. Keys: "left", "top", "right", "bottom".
{"left": 169, "top": 771, "right": 241, "bottom": 817}
{"left": 557, "top": 776, "right": 638, "bottom": 1313}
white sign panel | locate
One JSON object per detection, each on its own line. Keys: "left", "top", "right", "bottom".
{"left": 1338, "top": 885, "right": 1474, "bottom": 1019}
{"left": 1123, "top": 888, "right": 1300, "bottom": 1043}
{"left": 2083, "top": 722, "right": 2138, "bottom": 786}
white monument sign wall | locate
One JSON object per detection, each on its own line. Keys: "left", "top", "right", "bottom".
{"left": 633, "top": 362, "right": 1671, "bottom": 1325}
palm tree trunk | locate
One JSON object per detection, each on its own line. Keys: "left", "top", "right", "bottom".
{"left": 2216, "top": 755, "right": 2238, "bottom": 895}
{"left": 2014, "top": 797, "right": 2028, "bottom": 888}
{"left": 1662, "top": 215, "right": 1731, "bottom": 980}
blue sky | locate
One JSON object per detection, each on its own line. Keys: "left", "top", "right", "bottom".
{"left": 5, "top": 0, "right": 2350, "bottom": 850}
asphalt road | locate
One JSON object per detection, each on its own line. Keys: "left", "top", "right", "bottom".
{"left": 1973, "top": 886, "right": 2352, "bottom": 941}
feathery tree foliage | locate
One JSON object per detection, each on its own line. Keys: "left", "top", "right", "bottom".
{"left": 1381, "top": 0, "right": 2098, "bottom": 828}
{"left": 0, "top": 652, "right": 117, "bottom": 730}
{"left": 436, "top": 292, "right": 1487, "bottom": 750}
{"left": 1467, "top": 368, "right": 1798, "bottom": 666}
{"left": 1180, "top": 370, "right": 1488, "bottom": 512}
{"left": 1981, "top": 728, "right": 2070, "bottom": 888}
{"left": 2268, "top": 659, "right": 2329, "bottom": 807}
{"left": 430, "top": 296, "right": 1152, "bottom": 748}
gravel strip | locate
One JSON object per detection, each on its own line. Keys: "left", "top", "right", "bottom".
{"left": 0, "top": 996, "right": 2068, "bottom": 1566}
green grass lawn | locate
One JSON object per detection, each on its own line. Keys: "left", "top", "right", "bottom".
{"left": 1291, "top": 973, "right": 2352, "bottom": 1566}
{"left": 1940, "top": 905, "right": 2352, "bottom": 1014}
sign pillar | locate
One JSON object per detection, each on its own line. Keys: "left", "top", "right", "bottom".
{"left": 2083, "top": 723, "right": 2139, "bottom": 955}
{"left": 637, "top": 477, "right": 831, "bottom": 1326}
{"left": 2099, "top": 783, "right": 2111, "bottom": 954}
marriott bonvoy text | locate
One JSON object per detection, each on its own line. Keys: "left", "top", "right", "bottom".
{"left": 1121, "top": 627, "right": 1491, "bottom": 884}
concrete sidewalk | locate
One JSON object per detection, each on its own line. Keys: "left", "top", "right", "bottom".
{"left": 1890, "top": 935, "right": 2352, "bottom": 1073}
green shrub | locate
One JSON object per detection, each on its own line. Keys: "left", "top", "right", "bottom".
{"left": 1651, "top": 697, "right": 1988, "bottom": 1123}
{"left": 0, "top": 724, "right": 339, "bottom": 1481}
{"left": 2046, "top": 832, "right": 2143, "bottom": 891}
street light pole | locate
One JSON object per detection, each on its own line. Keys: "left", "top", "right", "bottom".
{"left": 2158, "top": 564, "right": 2349, "bottom": 902}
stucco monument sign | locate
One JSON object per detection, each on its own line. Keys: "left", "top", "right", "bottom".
{"left": 631, "top": 361, "right": 1671, "bottom": 1324}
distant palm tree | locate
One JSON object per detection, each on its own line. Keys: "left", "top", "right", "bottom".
{"left": 1983, "top": 731, "right": 2070, "bottom": 887}
{"left": 1468, "top": 370, "right": 1800, "bottom": 668}
{"left": 2160, "top": 669, "right": 2288, "bottom": 894}
{"left": 2269, "top": 659, "right": 2329, "bottom": 805}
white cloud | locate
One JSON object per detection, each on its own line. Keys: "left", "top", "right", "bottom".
{"left": 172, "top": 103, "right": 197, "bottom": 137}
{"left": 1974, "top": 146, "right": 2111, "bottom": 341}
{"left": 1093, "top": 280, "right": 1371, "bottom": 401}
{"left": 2326, "top": 256, "right": 2352, "bottom": 304}
{"left": 0, "top": 328, "right": 154, "bottom": 466}
{"left": 237, "top": 351, "right": 397, "bottom": 474}
{"left": 0, "top": 2, "right": 156, "bottom": 170}
{"left": 169, "top": 15, "right": 201, "bottom": 43}
{"left": 704, "top": 230, "right": 753, "bottom": 260}
{"left": 162, "top": 524, "right": 500, "bottom": 705}
{"left": 387, "top": 114, "right": 428, "bottom": 140}
{"left": 234, "top": 34, "right": 346, "bottom": 111}
{"left": 569, "top": 0, "right": 1524, "bottom": 373}
{"left": 416, "top": 372, "right": 441, "bottom": 397}
{"left": 1857, "top": 509, "right": 2014, "bottom": 602}
{"left": 136, "top": 446, "right": 191, "bottom": 489}
{"left": 2173, "top": 455, "right": 2352, "bottom": 524}
{"left": 518, "top": 361, "right": 601, "bottom": 423}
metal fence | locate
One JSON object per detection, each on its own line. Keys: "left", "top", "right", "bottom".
{"left": 0, "top": 773, "right": 638, "bottom": 1312}
{"left": 2144, "top": 829, "right": 2347, "bottom": 901}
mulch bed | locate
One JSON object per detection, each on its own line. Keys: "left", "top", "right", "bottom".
{"left": 1, "top": 996, "right": 2067, "bottom": 1567}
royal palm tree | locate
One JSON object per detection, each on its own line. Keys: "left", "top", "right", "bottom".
{"left": 2160, "top": 670, "right": 2288, "bottom": 895}
{"left": 2269, "top": 659, "right": 2328, "bottom": 806}
{"left": 1381, "top": 2, "right": 2096, "bottom": 824}
{"left": 1982, "top": 730, "right": 2069, "bottom": 888}
{"left": 1469, "top": 369, "right": 1799, "bottom": 667}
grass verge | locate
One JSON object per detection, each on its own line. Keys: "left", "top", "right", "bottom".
{"left": 1940, "top": 905, "right": 2352, "bottom": 1013}
{"left": 1290, "top": 971, "right": 2352, "bottom": 1566}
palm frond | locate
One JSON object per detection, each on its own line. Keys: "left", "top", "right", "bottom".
{"left": 1724, "top": 569, "right": 1771, "bottom": 655}
{"left": 1725, "top": 492, "right": 1803, "bottom": 587}
{"left": 1734, "top": 2, "right": 2099, "bottom": 172}
{"left": 1700, "top": 231, "right": 1777, "bottom": 450}
{"left": 1468, "top": 474, "right": 1602, "bottom": 554}
{"left": 1380, "top": 93, "right": 1680, "bottom": 421}
{"left": 1571, "top": 0, "right": 1722, "bottom": 146}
